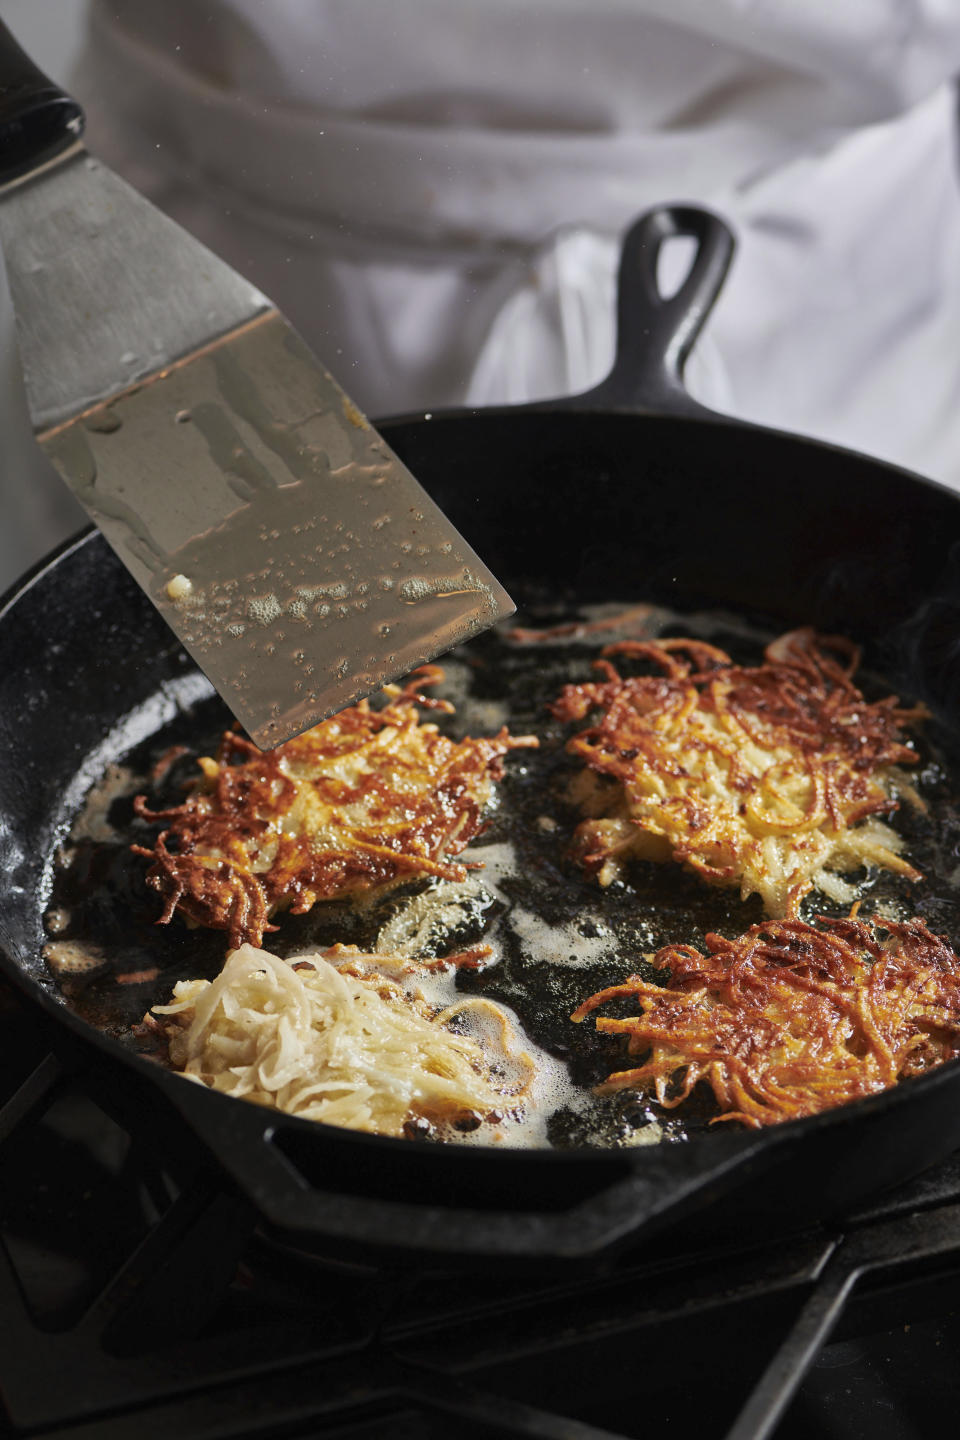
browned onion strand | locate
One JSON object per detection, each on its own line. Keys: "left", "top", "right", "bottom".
{"left": 551, "top": 627, "right": 927, "bottom": 917}
{"left": 572, "top": 915, "right": 960, "bottom": 1128}
{"left": 132, "top": 665, "right": 537, "bottom": 948}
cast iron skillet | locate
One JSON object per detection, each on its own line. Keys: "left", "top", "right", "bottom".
{"left": 3, "top": 37, "right": 960, "bottom": 1264}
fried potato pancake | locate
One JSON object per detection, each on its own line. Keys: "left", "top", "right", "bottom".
{"left": 551, "top": 629, "right": 925, "bottom": 917}
{"left": 133, "top": 666, "right": 537, "bottom": 947}
{"left": 148, "top": 943, "right": 533, "bottom": 1138}
{"left": 572, "top": 914, "right": 960, "bottom": 1128}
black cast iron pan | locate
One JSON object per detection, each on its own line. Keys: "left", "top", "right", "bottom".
{"left": 3, "top": 206, "right": 960, "bottom": 1265}
{"left": 4, "top": 48, "right": 960, "bottom": 1266}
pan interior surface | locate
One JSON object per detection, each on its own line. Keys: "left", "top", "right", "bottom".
{"left": 27, "top": 567, "right": 960, "bottom": 1153}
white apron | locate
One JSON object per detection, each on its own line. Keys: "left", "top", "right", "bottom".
{"left": 5, "top": 0, "right": 960, "bottom": 586}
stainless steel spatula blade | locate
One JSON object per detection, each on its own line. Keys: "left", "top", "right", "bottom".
{"left": 0, "top": 29, "right": 513, "bottom": 748}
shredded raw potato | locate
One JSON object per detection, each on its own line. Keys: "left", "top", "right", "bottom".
{"left": 572, "top": 914, "right": 960, "bottom": 1128}
{"left": 551, "top": 629, "right": 925, "bottom": 917}
{"left": 150, "top": 943, "right": 534, "bottom": 1137}
{"left": 133, "top": 665, "right": 537, "bottom": 948}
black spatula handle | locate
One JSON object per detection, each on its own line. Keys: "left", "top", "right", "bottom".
{"left": 0, "top": 18, "right": 84, "bottom": 182}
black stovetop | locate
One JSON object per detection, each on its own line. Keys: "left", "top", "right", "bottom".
{"left": 1, "top": 981, "right": 958, "bottom": 1440}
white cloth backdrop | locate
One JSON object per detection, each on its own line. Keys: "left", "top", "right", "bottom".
{"left": 4, "top": 0, "right": 960, "bottom": 585}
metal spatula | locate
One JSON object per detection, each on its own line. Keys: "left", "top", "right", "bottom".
{"left": 0, "top": 21, "right": 513, "bottom": 749}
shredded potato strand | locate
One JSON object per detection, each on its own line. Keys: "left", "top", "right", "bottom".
{"left": 572, "top": 915, "right": 960, "bottom": 1128}
{"left": 551, "top": 628, "right": 926, "bottom": 917}
{"left": 133, "top": 667, "right": 537, "bottom": 947}
{"left": 152, "top": 943, "right": 534, "bottom": 1137}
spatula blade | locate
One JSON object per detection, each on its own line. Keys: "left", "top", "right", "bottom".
{"left": 0, "top": 145, "right": 513, "bottom": 748}
{"left": 41, "top": 309, "right": 513, "bottom": 748}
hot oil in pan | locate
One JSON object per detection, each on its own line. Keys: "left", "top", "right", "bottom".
{"left": 43, "top": 598, "right": 960, "bottom": 1150}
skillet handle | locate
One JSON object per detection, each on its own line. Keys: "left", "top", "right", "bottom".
{"left": 588, "top": 206, "right": 734, "bottom": 415}
{"left": 529, "top": 205, "right": 735, "bottom": 420}
{"left": 0, "top": 19, "right": 85, "bottom": 183}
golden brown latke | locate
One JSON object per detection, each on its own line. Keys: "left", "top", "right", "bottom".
{"left": 133, "top": 666, "right": 537, "bottom": 948}
{"left": 551, "top": 628, "right": 925, "bottom": 917}
{"left": 572, "top": 914, "right": 960, "bottom": 1128}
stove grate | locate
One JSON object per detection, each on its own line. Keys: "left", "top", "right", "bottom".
{"left": 1, "top": 986, "right": 959, "bottom": 1440}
